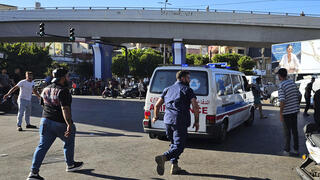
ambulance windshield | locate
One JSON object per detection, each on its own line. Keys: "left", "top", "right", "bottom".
{"left": 150, "top": 70, "right": 208, "bottom": 96}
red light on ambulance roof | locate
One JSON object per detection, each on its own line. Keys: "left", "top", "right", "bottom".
{"left": 206, "top": 115, "right": 216, "bottom": 124}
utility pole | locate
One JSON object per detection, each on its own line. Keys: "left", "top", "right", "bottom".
{"left": 163, "top": 44, "right": 166, "bottom": 64}
{"left": 158, "top": 0, "right": 172, "bottom": 64}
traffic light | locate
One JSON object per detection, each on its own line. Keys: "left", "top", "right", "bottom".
{"left": 69, "top": 28, "right": 75, "bottom": 41}
{"left": 39, "top": 23, "right": 45, "bottom": 37}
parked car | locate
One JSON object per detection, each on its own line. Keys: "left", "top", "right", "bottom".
{"left": 270, "top": 77, "right": 320, "bottom": 107}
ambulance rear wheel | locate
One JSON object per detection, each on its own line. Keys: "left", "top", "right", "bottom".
{"left": 217, "top": 120, "right": 227, "bottom": 143}
{"left": 149, "top": 133, "right": 157, "bottom": 139}
{"left": 244, "top": 109, "right": 254, "bottom": 127}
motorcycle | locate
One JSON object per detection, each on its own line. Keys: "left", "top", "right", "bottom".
{"left": 71, "top": 87, "right": 81, "bottom": 95}
{"left": 102, "top": 87, "right": 119, "bottom": 98}
{"left": 297, "top": 89, "right": 320, "bottom": 180}
{"left": 296, "top": 123, "right": 320, "bottom": 180}
{"left": 120, "top": 84, "right": 146, "bottom": 99}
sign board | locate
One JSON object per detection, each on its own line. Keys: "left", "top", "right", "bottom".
{"left": 75, "top": 37, "right": 86, "bottom": 43}
{"left": 272, "top": 39, "right": 320, "bottom": 74}
{"left": 0, "top": 53, "right": 4, "bottom": 59}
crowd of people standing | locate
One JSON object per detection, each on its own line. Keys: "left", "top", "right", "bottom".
{"left": 71, "top": 77, "right": 149, "bottom": 98}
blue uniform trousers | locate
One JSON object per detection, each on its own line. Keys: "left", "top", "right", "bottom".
{"left": 164, "top": 123, "right": 188, "bottom": 164}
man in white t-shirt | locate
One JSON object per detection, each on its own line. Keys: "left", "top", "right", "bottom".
{"left": 4, "top": 71, "right": 41, "bottom": 131}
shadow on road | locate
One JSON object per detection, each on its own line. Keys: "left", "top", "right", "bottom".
{"left": 178, "top": 170, "right": 271, "bottom": 180}
{"left": 71, "top": 97, "right": 145, "bottom": 133}
{"left": 184, "top": 108, "right": 309, "bottom": 156}
{"left": 29, "top": 96, "right": 309, "bottom": 156}
{"left": 76, "top": 130, "right": 142, "bottom": 138}
{"left": 73, "top": 169, "right": 139, "bottom": 180}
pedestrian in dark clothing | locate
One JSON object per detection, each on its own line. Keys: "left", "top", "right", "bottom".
{"left": 0, "top": 69, "right": 10, "bottom": 93}
{"left": 277, "top": 68, "right": 301, "bottom": 156}
{"left": 252, "top": 77, "right": 267, "bottom": 119}
{"left": 12, "top": 68, "right": 23, "bottom": 85}
{"left": 27, "top": 68, "right": 83, "bottom": 180}
{"left": 152, "top": 70, "right": 200, "bottom": 175}
{"left": 11, "top": 68, "right": 23, "bottom": 107}
{"left": 304, "top": 77, "right": 315, "bottom": 116}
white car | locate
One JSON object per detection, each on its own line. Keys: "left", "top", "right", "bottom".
{"left": 270, "top": 78, "right": 319, "bottom": 106}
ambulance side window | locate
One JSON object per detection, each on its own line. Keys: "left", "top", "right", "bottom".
{"left": 232, "top": 75, "right": 244, "bottom": 94}
{"left": 216, "top": 74, "right": 232, "bottom": 96}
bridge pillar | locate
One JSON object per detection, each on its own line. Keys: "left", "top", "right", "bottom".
{"left": 172, "top": 41, "right": 186, "bottom": 65}
{"left": 92, "top": 43, "right": 113, "bottom": 80}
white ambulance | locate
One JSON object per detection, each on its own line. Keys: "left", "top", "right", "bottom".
{"left": 143, "top": 65, "right": 255, "bottom": 142}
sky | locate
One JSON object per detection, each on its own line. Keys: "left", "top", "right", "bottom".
{"left": 1, "top": 0, "right": 320, "bottom": 15}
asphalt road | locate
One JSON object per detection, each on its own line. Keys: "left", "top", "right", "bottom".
{"left": 0, "top": 96, "right": 314, "bottom": 180}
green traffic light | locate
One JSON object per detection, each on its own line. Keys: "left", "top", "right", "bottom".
{"left": 69, "top": 27, "right": 75, "bottom": 41}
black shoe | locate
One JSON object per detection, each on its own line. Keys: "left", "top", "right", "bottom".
{"left": 155, "top": 155, "right": 166, "bottom": 176}
{"left": 66, "top": 161, "right": 83, "bottom": 172}
{"left": 26, "top": 124, "right": 37, "bottom": 129}
{"left": 17, "top": 126, "right": 22, "bottom": 131}
{"left": 26, "top": 172, "right": 44, "bottom": 180}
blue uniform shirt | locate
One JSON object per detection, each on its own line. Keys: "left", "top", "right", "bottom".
{"left": 161, "top": 81, "right": 196, "bottom": 127}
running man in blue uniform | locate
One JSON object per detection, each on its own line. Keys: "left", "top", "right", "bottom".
{"left": 152, "top": 70, "right": 200, "bottom": 175}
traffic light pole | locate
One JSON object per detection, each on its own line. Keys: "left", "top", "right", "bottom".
{"left": 36, "top": 23, "right": 129, "bottom": 76}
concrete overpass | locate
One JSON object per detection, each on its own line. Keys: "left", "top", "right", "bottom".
{"left": 0, "top": 8, "right": 320, "bottom": 47}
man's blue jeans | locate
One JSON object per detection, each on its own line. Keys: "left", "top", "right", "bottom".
{"left": 17, "top": 98, "right": 31, "bottom": 127}
{"left": 31, "top": 118, "right": 76, "bottom": 173}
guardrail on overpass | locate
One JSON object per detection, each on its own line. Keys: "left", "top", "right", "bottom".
{"left": 4, "top": 6, "right": 319, "bottom": 18}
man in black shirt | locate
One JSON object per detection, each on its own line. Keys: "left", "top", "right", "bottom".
{"left": 304, "top": 77, "right": 315, "bottom": 116}
{"left": 27, "top": 68, "right": 83, "bottom": 180}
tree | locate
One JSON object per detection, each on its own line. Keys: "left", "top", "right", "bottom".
{"left": 0, "top": 43, "right": 52, "bottom": 78}
{"left": 74, "top": 61, "right": 93, "bottom": 79}
{"left": 212, "top": 53, "right": 242, "bottom": 70}
{"left": 112, "top": 48, "right": 163, "bottom": 78}
{"left": 44, "top": 61, "right": 69, "bottom": 77}
{"left": 112, "top": 54, "right": 128, "bottom": 77}
{"left": 238, "top": 56, "right": 255, "bottom": 75}
{"left": 185, "top": 54, "right": 210, "bottom": 65}
{"left": 127, "top": 49, "right": 144, "bottom": 77}
{"left": 137, "top": 49, "right": 162, "bottom": 78}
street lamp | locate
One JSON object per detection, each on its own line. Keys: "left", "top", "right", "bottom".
{"left": 158, "top": 0, "right": 172, "bottom": 11}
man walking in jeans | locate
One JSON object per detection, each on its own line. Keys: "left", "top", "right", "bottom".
{"left": 27, "top": 68, "right": 83, "bottom": 180}
{"left": 277, "top": 68, "right": 301, "bottom": 156}
{"left": 4, "top": 71, "right": 40, "bottom": 131}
